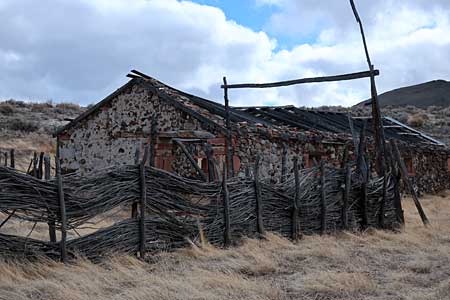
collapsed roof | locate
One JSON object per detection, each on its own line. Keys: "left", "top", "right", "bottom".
{"left": 56, "top": 70, "right": 445, "bottom": 147}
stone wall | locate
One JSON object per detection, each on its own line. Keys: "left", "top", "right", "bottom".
{"left": 399, "top": 145, "right": 450, "bottom": 194}
{"left": 59, "top": 82, "right": 208, "bottom": 174}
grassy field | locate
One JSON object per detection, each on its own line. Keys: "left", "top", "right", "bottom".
{"left": 0, "top": 193, "right": 449, "bottom": 300}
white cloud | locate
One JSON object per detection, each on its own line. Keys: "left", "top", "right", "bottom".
{"left": 0, "top": 0, "right": 449, "bottom": 108}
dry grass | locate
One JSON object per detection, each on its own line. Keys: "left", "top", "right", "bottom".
{"left": 1, "top": 192, "right": 450, "bottom": 300}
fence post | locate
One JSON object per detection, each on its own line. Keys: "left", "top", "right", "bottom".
{"left": 205, "top": 143, "right": 215, "bottom": 182}
{"left": 139, "top": 158, "right": 147, "bottom": 259}
{"left": 223, "top": 77, "right": 234, "bottom": 178}
{"left": 320, "top": 160, "right": 327, "bottom": 235}
{"left": 292, "top": 157, "right": 301, "bottom": 240}
{"left": 32, "top": 152, "right": 37, "bottom": 177}
{"left": 131, "top": 148, "right": 140, "bottom": 219}
{"left": 56, "top": 146, "right": 67, "bottom": 263}
{"left": 253, "top": 155, "right": 265, "bottom": 236}
{"left": 360, "top": 182, "right": 368, "bottom": 229}
{"left": 38, "top": 152, "right": 44, "bottom": 179}
{"left": 3, "top": 152, "right": 7, "bottom": 167}
{"left": 9, "top": 149, "right": 14, "bottom": 169}
{"left": 222, "top": 162, "right": 231, "bottom": 247}
{"left": 343, "top": 163, "right": 351, "bottom": 230}
{"left": 45, "top": 155, "right": 57, "bottom": 243}
{"left": 379, "top": 173, "right": 387, "bottom": 228}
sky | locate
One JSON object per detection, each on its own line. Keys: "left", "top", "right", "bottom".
{"left": 1, "top": 0, "right": 449, "bottom": 107}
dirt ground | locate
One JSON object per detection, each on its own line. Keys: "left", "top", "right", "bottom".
{"left": 0, "top": 192, "right": 449, "bottom": 300}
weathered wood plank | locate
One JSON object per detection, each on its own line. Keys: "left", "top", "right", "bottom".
{"left": 221, "top": 70, "right": 379, "bottom": 89}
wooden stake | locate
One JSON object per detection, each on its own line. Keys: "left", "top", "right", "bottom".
{"left": 320, "top": 161, "right": 327, "bottom": 235}
{"left": 9, "top": 149, "right": 14, "bottom": 169}
{"left": 292, "top": 157, "right": 301, "bottom": 240}
{"left": 56, "top": 141, "right": 67, "bottom": 263}
{"left": 223, "top": 77, "right": 234, "bottom": 178}
{"left": 361, "top": 182, "right": 368, "bottom": 229}
{"left": 222, "top": 162, "right": 231, "bottom": 247}
{"left": 253, "top": 155, "right": 265, "bottom": 235}
{"left": 131, "top": 148, "right": 140, "bottom": 219}
{"left": 139, "top": 160, "right": 147, "bottom": 259}
{"left": 391, "top": 140, "right": 429, "bottom": 225}
{"left": 45, "top": 156, "right": 56, "bottom": 243}
{"left": 204, "top": 143, "right": 215, "bottom": 182}
{"left": 343, "top": 163, "right": 351, "bottom": 230}
{"left": 38, "top": 152, "right": 44, "bottom": 179}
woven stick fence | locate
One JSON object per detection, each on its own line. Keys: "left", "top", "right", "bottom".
{"left": 0, "top": 160, "right": 401, "bottom": 261}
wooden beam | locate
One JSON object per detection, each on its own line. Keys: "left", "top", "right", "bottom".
{"left": 173, "top": 139, "right": 207, "bottom": 181}
{"left": 220, "top": 70, "right": 379, "bottom": 89}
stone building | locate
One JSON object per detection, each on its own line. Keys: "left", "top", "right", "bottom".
{"left": 56, "top": 71, "right": 450, "bottom": 193}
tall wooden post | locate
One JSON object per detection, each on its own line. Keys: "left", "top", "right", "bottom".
{"left": 292, "top": 157, "right": 301, "bottom": 240}
{"left": 139, "top": 159, "right": 147, "bottom": 259}
{"left": 343, "top": 163, "right": 351, "bottom": 230}
{"left": 131, "top": 148, "right": 140, "bottom": 219}
{"left": 222, "top": 162, "right": 231, "bottom": 247}
{"left": 205, "top": 143, "right": 215, "bottom": 182}
{"left": 253, "top": 155, "right": 265, "bottom": 235}
{"left": 56, "top": 139, "right": 67, "bottom": 263}
{"left": 38, "top": 152, "right": 44, "bottom": 179}
{"left": 223, "top": 77, "right": 234, "bottom": 178}
{"left": 45, "top": 155, "right": 56, "bottom": 243}
{"left": 320, "top": 161, "right": 327, "bottom": 235}
{"left": 32, "top": 152, "right": 37, "bottom": 177}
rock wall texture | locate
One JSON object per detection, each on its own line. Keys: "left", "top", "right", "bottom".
{"left": 59, "top": 83, "right": 206, "bottom": 174}
{"left": 58, "top": 80, "right": 449, "bottom": 193}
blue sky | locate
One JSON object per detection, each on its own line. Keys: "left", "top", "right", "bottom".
{"left": 190, "top": 0, "right": 307, "bottom": 50}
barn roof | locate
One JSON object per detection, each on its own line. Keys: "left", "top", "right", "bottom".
{"left": 56, "top": 70, "right": 445, "bottom": 147}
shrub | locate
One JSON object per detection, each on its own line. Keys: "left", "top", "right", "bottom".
{"left": 407, "top": 113, "right": 427, "bottom": 127}
{"left": 31, "top": 102, "right": 53, "bottom": 113}
{"left": 7, "top": 119, "right": 40, "bottom": 132}
{"left": 55, "top": 102, "right": 81, "bottom": 114}
{"left": 0, "top": 103, "right": 15, "bottom": 115}
{"left": 4, "top": 99, "right": 26, "bottom": 108}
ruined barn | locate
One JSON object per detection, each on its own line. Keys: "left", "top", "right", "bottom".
{"left": 56, "top": 71, "right": 450, "bottom": 193}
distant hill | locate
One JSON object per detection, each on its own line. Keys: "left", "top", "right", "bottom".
{"left": 357, "top": 80, "right": 450, "bottom": 108}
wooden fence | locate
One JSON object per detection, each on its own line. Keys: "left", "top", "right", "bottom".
{"left": 0, "top": 154, "right": 404, "bottom": 262}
